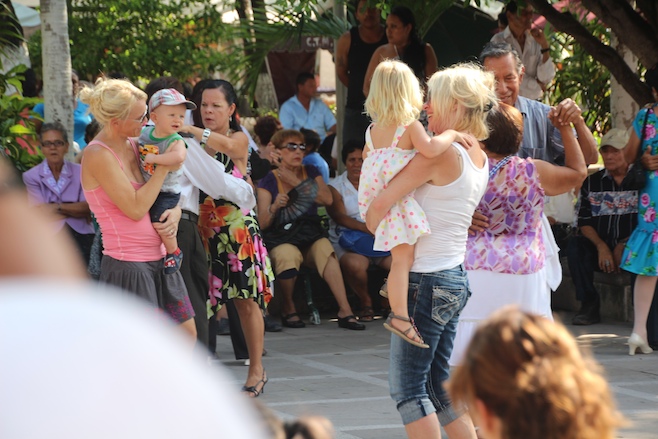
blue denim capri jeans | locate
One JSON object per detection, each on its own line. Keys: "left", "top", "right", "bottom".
{"left": 388, "top": 264, "right": 471, "bottom": 425}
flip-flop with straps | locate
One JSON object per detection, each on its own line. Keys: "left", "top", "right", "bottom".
{"left": 383, "top": 312, "right": 429, "bottom": 348}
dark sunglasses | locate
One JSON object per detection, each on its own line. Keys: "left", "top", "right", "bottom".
{"left": 282, "top": 142, "right": 306, "bottom": 151}
{"left": 42, "top": 140, "right": 66, "bottom": 148}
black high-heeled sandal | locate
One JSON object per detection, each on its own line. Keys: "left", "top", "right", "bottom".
{"left": 242, "top": 370, "right": 268, "bottom": 398}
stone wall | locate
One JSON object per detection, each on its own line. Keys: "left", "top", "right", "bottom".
{"left": 552, "top": 257, "right": 634, "bottom": 322}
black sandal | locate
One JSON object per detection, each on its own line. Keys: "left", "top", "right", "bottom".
{"left": 358, "top": 306, "right": 375, "bottom": 322}
{"left": 242, "top": 370, "right": 268, "bottom": 397}
{"left": 383, "top": 312, "right": 429, "bottom": 348}
{"left": 281, "top": 313, "right": 306, "bottom": 328}
{"left": 337, "top": 315, "right": 365, "bottom": 330}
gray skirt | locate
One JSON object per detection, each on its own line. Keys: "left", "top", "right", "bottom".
{"left": 100, "top": 256, "right": 194, "bottom": 323}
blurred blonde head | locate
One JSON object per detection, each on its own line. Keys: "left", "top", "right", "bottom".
{"left": 426, "top": 63, "right": 497, "bottom": 140}
{"left": 365, "top": 60, "right": 422, "bottom": 127}
{"left": 449, "top": 306, "right": 624, "bottom": 439}
{"left": 79, "top": 77, "right": 147, "bottom": 127}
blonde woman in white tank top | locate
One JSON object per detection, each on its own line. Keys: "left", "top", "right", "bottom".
{"left": 364, "top": 64, "right": 495, "bottom": 439}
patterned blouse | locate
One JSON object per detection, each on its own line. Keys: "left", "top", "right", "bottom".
{"left": 465, "top": 156, "right": 546, "bottom": 274}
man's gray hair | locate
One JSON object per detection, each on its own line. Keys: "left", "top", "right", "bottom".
{"left": 479, "top": 42, "right": 524, "bottom": 75}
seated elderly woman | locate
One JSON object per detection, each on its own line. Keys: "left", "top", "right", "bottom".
{"left": 449, "top": 306, "right": 624, "bottom": 439}
{"left": 22, "top": 121, "right": 95, "bottom": 264}
{"left": 257, "top": 129, "right": 365, "bottom": 330}
{"left": 326, "top": 139, "right": 391, "bottom": 322}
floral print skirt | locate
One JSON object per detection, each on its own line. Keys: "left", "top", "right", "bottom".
{"left": 622, "top": 188, "right": 658, "bottom": 276}
{"left": 199, "top": 196, "right": 274, "bottom": 311}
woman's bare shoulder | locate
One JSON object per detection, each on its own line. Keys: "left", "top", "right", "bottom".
{"left": 375, "top": 44, "right": 395, "bottom": 59}
{"left": 81, "top": 142, "right": 124, "bottom": 172}
{"left": 230, "top": 130, "right": 249, "bottom": 147}
{"left": 82, "top": 142, "right": 111, "bottom": 161}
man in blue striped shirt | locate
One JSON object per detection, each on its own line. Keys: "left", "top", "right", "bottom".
{"left": 567, "top": 129, "right": 638, "bottom": 325}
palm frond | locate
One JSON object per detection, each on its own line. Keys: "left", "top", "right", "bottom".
{"left": 0, "top": 1, "right": 25, "bottom": 71}
{"left": 219, "top": 2, "right": 349, "bottom": 104}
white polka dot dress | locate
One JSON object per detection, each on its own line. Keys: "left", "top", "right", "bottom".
{"left": 358, "top": 124, "right": 430, "bottom": 251}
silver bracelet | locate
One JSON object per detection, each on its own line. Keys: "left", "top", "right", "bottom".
{"left": 200, "top": 128, "right": 211, "bottom": 147}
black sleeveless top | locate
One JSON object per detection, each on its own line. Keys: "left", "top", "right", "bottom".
{"left": 346, "top": 26, "right": 387, "bottom": 110}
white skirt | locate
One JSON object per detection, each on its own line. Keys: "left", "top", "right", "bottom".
{"left": 449, "top": 268, "right": 553, "bottom": 367}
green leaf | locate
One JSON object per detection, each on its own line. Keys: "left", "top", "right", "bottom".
{"left": 9, "top": 124, "right": 33, "bottom": 134}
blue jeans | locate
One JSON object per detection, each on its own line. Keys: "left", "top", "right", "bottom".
{"left": 389, "top": 265, "right": 471, "bottom": 425}
{"left": 149, "top": 191, "right": 180, "bottom": 223}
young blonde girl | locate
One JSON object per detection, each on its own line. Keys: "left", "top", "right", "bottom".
{"left": 359, "top": 60, "right": 476, "bottom": 347}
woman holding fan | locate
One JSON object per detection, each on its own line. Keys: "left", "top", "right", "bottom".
{"left": 257, "top": 129, "right": 364, "bottom": 331}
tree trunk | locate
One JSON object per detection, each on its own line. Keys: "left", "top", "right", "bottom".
{"left": 582, "top": 0, "right": 658, "bottom": 68}
{"left": 251, "top": 0, "right": 267, "bottom": 72}
{"left": 41, "top": 0, "right": 74, "bottom": 160}
{"left": 610, "top": 33, "right": 639, "bottom": 130}
{"left": 249, "top": 0, "right": 278, "bottom": 109}
{"left": 334, "top": 0, "right": 346, "bottom": 175}
{"left": 235, "top": 0, "right": 255, "bottom": 58}
{"left": 529, "top": 0, "right": 652, "bottom": 106}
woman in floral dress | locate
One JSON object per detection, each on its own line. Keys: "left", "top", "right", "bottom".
{"left": 620, "top": 65, "right": 658, "bottom": 356}
{"left": 182, "top": 79, "right": 274, "bottom": 396}
{"left": 450, "top": 103, "right": 587, "bottom": 366}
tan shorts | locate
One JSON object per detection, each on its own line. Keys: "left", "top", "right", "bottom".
{"left": 269, "top": 238, "right": 335, "bottom": 276}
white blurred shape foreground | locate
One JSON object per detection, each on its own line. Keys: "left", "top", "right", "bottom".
{"left": 0, "top": 279, "right": 267, "bottom": 439}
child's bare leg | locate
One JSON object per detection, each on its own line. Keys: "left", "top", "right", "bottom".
{"left": 158, "top": 224, "right": 182, "bottom": 274}
{"left": 384, "top": 244, "right": 427, "bottom": 347}
{"left": 161, "top": 233, "right": 178, "bottom": 254}
{"left": 387, "top": 244, "right": 414, "bottom": 319}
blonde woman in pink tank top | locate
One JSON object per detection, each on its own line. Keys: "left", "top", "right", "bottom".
{"left": 79, "top": 78, "right": 196, "bottom": 341}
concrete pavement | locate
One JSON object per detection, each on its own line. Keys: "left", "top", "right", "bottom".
{"left": 213, "top": 310, "right": 658, "bottom": 439}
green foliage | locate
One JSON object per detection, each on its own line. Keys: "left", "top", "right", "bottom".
{"left": 0, "top": 64, "right": 43, "bottom": 173}
{"left": 218, "top": 1, "right": 349, "bottom": 104}
{"left": 365, "top": 0, "right": 456, "bottom": 38}
{"left": 0, "top": 0, "right": 25, "bottom": 71}
{"left": 218, "top": 0, "right": 455, "bottom": 104}
{"left": 64, "top": 0, "right": 228, "bottom": 83}
{"left": 547, "top": 17, "right": 611, "bottom": 136}
{"left": 26, "top": 28, "right": 41, "bottom": 78}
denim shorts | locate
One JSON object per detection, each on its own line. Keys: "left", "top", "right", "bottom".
{"left": 149, "top": 191, "right": 181, "bottom": 223}
{"left": 388, "top": 264, "right": 471, "bottom": 426}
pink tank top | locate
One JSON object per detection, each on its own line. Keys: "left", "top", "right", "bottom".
{"left": 82, "top": 140, "right": 165, "bottom": 262}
